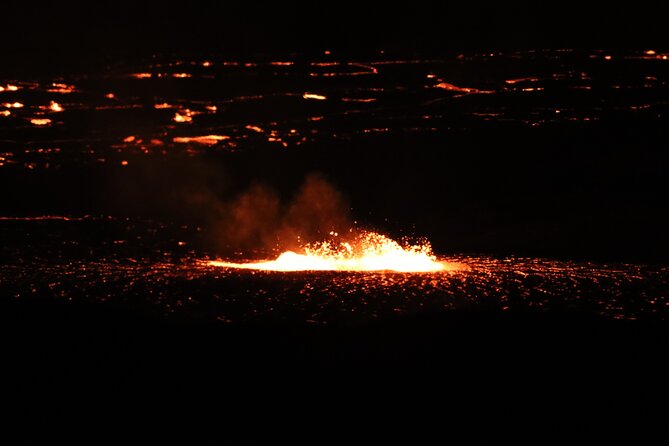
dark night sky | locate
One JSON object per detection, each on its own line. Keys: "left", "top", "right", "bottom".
{"left": 2, "top": 1, "right": 668, "bottom": 73}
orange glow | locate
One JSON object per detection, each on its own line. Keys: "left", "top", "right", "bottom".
{"left": 105, "top": 93, "right": 116, "bottom": 99}
{"left": 123, "top": 135, "right": 136, "bottom": 143}
{"left": 434, "top": 82, "right": 474, "bottom": 93}
{"left": 155, "top": 103, "right": 174, "bottom": 109}
{"left": 505, "top": 77, "right": 540, "bottom": 84}
{"left": 0, "top": 110, "right": 10, "bottom": 117}
{"left": 0, "top": 84, "right": 19, "bottom": 92}
{"left": 245, "top": 125, "right": 264, "bottom": 133}
{"left": 270, "top": 61, "right": 294, "bottom": 66}
{"left": 173, "top": 73, "right": 192, "bottom": 78}
{"left": 120, "top": 160, "right": 129, "bottom": 166}
{"left": 3, "top": 102, "right": 23, "bottom": 108}
{"left": 342, "top": 97, "right": 376, "bottom": 103}
{"left": 202, "top": 61, "right": 212, "bottom": 67}
{"left": 646, "top": 50, "right": 656, "bottom": 55}
{"left": 49, "top": 101, "right": 64, "bottom": 112}
{"left": 30, "top": 118, "right": 52, "bottom": 126}
{"left": 131, "top": 73, "right": 152, "bottom": 79}
{"left": 311, "top": 62, "right": 339, "bottom": 67}
{"left": 604, "top": 55, "right": 612, "bottom": 60}
{"left": 173, "top": 135, "right": 229, "bottom": 145}
{"left": 48, "top": 83, "right": 76, "bottom": 93}
{"left": 303, "top": 93, "right": 327, "bottom": 100}
{"left": 209, "top": 231, "right": 447, "bottom": 272}
{"left": 173, "top": 110, "right": 193, "bottom": 123}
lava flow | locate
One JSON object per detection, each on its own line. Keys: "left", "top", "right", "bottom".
{"left": 209, "top": 231, "right": 447, "bottom": 272}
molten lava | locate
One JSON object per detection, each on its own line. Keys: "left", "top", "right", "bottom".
{"left": 209, "top": 231, "right": 447, "bottom": 272}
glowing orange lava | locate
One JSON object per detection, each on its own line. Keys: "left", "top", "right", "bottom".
{"left": 209, "top": 231, "right": 448, "bottom": 272}
{"left": 49, "top": 101, "right": 64, "bottom": 112}
{"left": 30, "top": 118, "right": 52, "bottom": 126}
{"left": 173, "top": 135, "right": 229, "bottom": 145}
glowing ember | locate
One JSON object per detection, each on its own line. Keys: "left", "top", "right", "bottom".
{"left": 303, "top": 93, "right": 327, "bottom": 100}
{"left": 49, "top": 101, "right": 64, "bottom": 112}
{"left": 173, "top": 111, "right": 194, "bottom": 123}
{"left": 209, "top": 231, "right": 447, "bottom": 272}
{"left": 30, "top": 118, "right": 52, "bottom": 126}
{"left": 173, "top": 135, "right": 229, "bottom": 145}
{"left": 48, "top": 83, "right": 76, "bottom": 93}
{"left": 245, "top": 125, "right": 264, "bottom": 133}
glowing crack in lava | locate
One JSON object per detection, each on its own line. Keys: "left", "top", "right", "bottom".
{"left": 209, "top": 231, "right": 447, "bottom": 272}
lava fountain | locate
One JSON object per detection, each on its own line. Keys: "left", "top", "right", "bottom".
{"left": 208, "top": 231, "right": 448, "bottom": 272}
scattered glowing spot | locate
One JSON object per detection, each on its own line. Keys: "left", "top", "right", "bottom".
{"left": 173, "top": 73, "right": 192, "bottom": 78}
{"left": 0, "top": 110, "right": 10, "bottom": 117}
{"left": 105, "top": 93, "right": 115, "bottom": 99}
{"left": 49, "top": 101, "right": 64, "bottom": 112}
{"left": 663, "top": 56, "right": 668, "bottom": 60}
{"left": 155, "top": 103, "right": 174, "bottom": 109}
{"left": 604, "top": 55, "right": 612, "bottom": 60}
{"left": 245, "top": 125, "right": 264, "bottom": 133}
{"left": 303, "top": 93, "right": 327, "bottom": 100}
{"left": 131, "top": 73, "right": 152, "bottom": 79}
{"left": 3, "top": 102, "right": 23, "bottom": 108}
{"left": 269, "top": 61, "right": 294, "bottom": 66}
{"left": 209, "top": 231, "right": 448, "bottom": 272}
{"left": 120, "top": 160, "right": 129, "bottom": 166}
{"left": 0, "top": 215, "right": 91, "bottom": 221}
{"left": 205, "top": 105, "right": 217, "bottom": 112}
{"left": 202, "top": 61, "right": 212, "bottom": 67}
{"left": 324, "top": 50, "right": 331, "bottom": 55}
{"left": 173, "top": 135, "right": 229, "bottom": 145}
{"left": 30, "top": 118, "right": 52, "bottom": 126}
{"left": 123, "top": 136, "right": 136, "bottom": 143}
{"left": 646, "top": 50, "right": 656, "bottom": 55}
